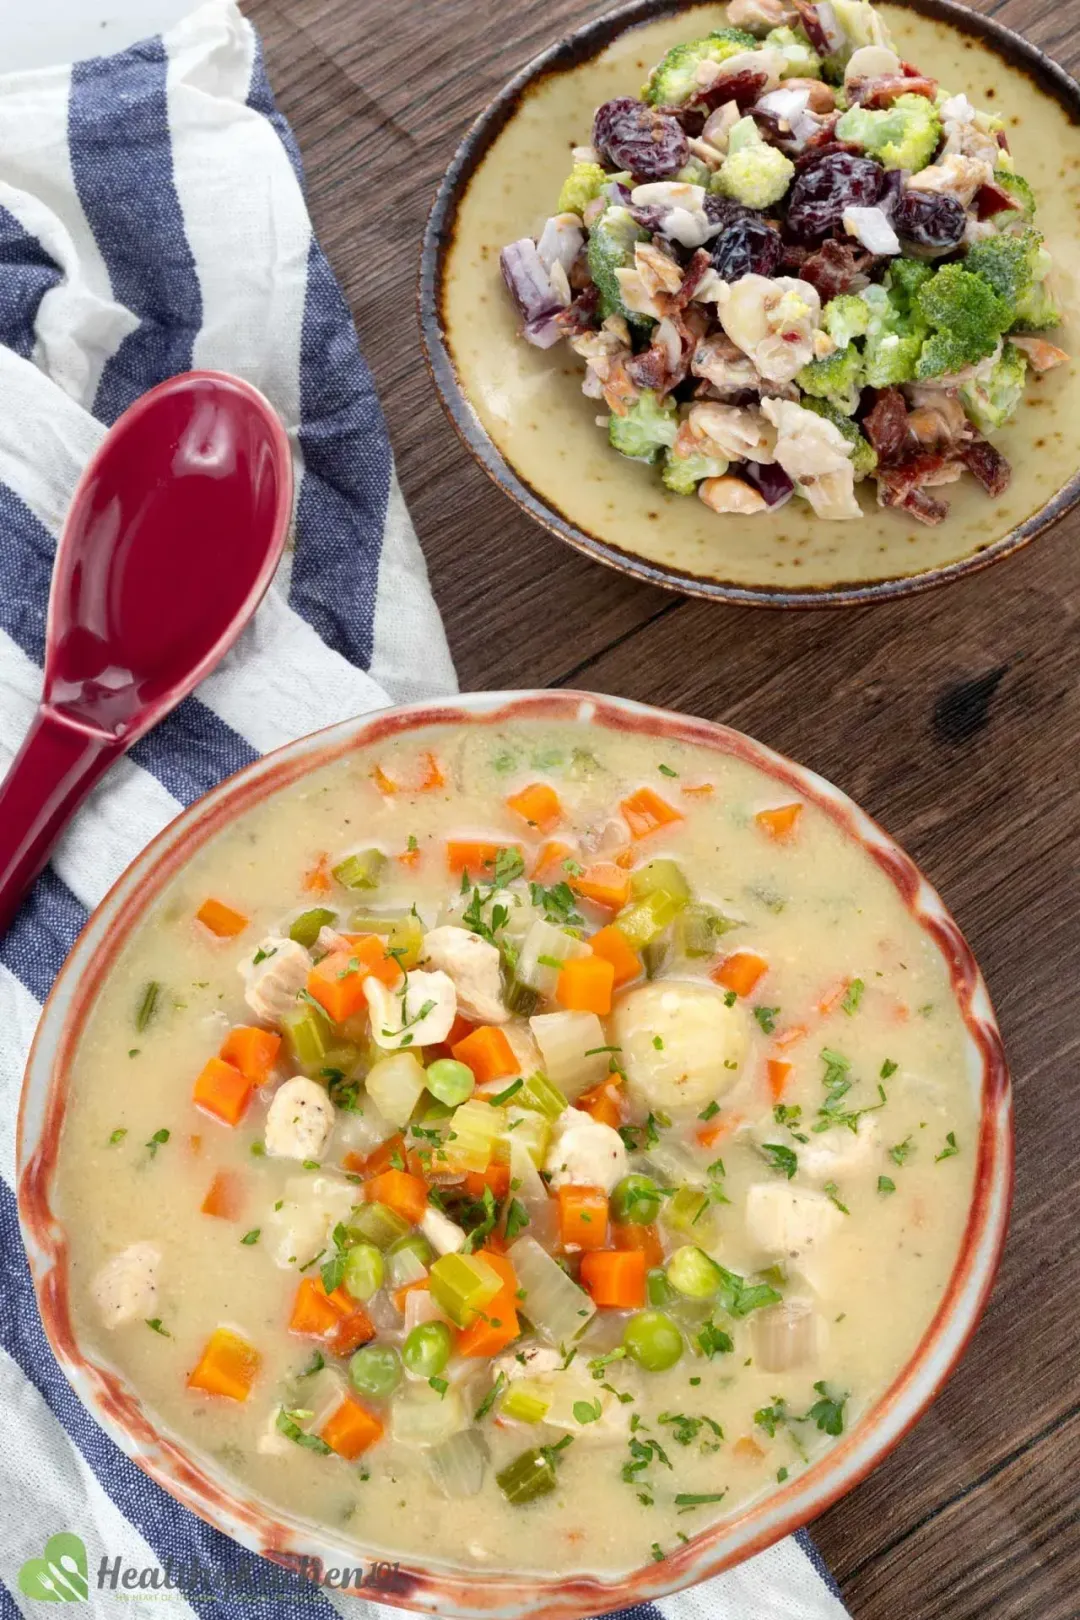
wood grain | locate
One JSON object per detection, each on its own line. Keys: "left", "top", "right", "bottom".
{"left": 244, "top": 0, "right": 1080, "bottom": 1612}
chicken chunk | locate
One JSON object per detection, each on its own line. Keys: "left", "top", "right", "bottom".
{"left": 544, "top": 1107, "right": 628, "bottom": 1193}
{"left": 762, "top": 1115, "right": 880, "bottom": 1182}
{"left": 92, "top": 1242, "right": 160, "bottom": 1329}
{"left": 420, "top": 926, "right": 509, "bottom": 1024}
{"left": 612, "top": 980, "right": 747, "bottom": 1114}
{"left": 364, "top": 969, "right": 457, "bottom": 1050}
{"left": 264, "top": 1173, "right": 357, "bottom": 1269}
{"left": 746, "top": 1182, "right": 843, "bottom": 1259}
{"left": 420, "top": 1205, "right": 467, "bottom": 1256}
{"left": 239, "top": 937, "right": 310, "bottom": 1024}
{"left": 264, "top": 1077, "right": 335, "bottom": 1162}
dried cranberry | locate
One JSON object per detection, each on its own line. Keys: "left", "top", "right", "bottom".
{"left": 592, "top": 97, "right": 689, "bottom": 182}
{"left": 849, "top": 73, "right": 938, "bottom": 108}
{"left": 863, "top": 389, "right": 913, "bottom": 466}
{"left": 709, "top": 211, "right": 784, "bottom": 281}
{"left": 893, "top": 189, "right": 966, "bottom": 254}
{"left": 785, "top": 151, "right": 885, "bottom": 244}
{"left": 797, "top": 238, "right": 872, "bottom": 299}
{"left": 693, "top": 69, "right": 768, "bottom": 113}
{"left": 960, "top": 437, "right": 1011, "bottom": 496}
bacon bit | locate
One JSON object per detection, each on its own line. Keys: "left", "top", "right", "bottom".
{"left": 879, "top": 481, "right": 950, "bottom": 526}
{"left": 790, "top": 0, "right": 832, "bottom": 55}
{"left": 863, "top": 389, "right": 913, "bottom": 466}
{"left": 675, "top": 248, "right": 712, "bottom": 309}
{"left": 682, "top": 782, "right": 715, "bottom": 798}
{"left": 852, "top": 73, "right": 938, "bottom": 108}
{"left": 996, "top": 129, "right": 1010, "bottom": 152}
{"left": 974, "top": 180, "right": 1015, "bottom": 220}
{"left": 960, "top": 437, "right": 1012, "bottom": 497}
{"left": 695, "top": 68, "right": 768, "bottom": 113}
{"left": 796, "top": 238, "right": 874, "bottom": 300}
{"left": 303, "top": 853, "right": 333, "bottom": 895}
{"left": 555, "top": 284, "right": 600, "bottom": 336}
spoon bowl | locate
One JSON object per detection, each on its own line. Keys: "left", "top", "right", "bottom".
{"left": 0, "top": 370, "right": 292, "bottom": 933}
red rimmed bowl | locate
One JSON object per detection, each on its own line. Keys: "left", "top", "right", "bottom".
{"left": 18, "top": 690, "right": 1012, "bottom": 1617}
{"left": 419, "top": 0, "right": 1080, "bottom": 606}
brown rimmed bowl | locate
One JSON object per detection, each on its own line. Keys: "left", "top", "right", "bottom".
{"left": 419, "top": 0, "right": 1080, "bottom": 606}
{"left": 19, "top": 690, "right": 1011, "bottom": 1617}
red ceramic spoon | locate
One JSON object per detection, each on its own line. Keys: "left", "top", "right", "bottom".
{"left": 0, "top": 370, "right": 292, "bottom": 935}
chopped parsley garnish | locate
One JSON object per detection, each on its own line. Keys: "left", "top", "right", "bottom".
{"left": 877, "top": 1175, "right": 896, "bottom": 1195}
{"left": 320, "top": 1222, "right": 350, "bottom": 1294}
{"left": 276, "top": 1408, "right": 331, "bottom": 1455}
{"left": 889, "top": 1137, "right": 914, "bottom": 1166}
{"left": 758, "top": 1142, "right": 797, "bottom": 1180}
{"left": 406, "top": 834, "right": 419, "bottom": 852}
{"left": 298, "top": 1351, "right": 325, "bottom": 1378}
{"left": 251, "top": 946, "right": 276, "bottom": 966}
{"left": 573, "top": 1398, "right": 602, "bottom": 1425}
{"left": 880, "top": 1058, "right": 898, "bottom": 1079}
{"left": 489, "top": 1076, "right": 524, "bottom": 1106}
{"left": 135, "top": 982, "right": 160, "bottom": 1032}
{"left": 658, "top": 1412, "right": 723, "bottom": 1447}
{"left": 675, "top": 1491, "right": 727, "bottom": 1508}
{"left": 715, "top": 1265, "right": 781, "bottom": 1318}
{"left": 658, "top": 764, "right": 678, "bottom": 778}
{"left": 429, "top": 1377, "right": 449, "bottom": 1397}
{"left": 935, "top": 1131, "right": 959, "bottom": 1162}
{"left": 504, "top": 1198, "right": 530, "bottom": 1241}
{"left": 698, "top": 1100, "right": 719, "bottom": 1122}
{"left": 696, "top": 1323, "right": 734, "bottom": 1358}
{"left": 108, "top": 1128, "right": 127, "bottom": 1146}
{"left": 653, "top": 1036, "right": 665, "bottom": 1051}
{"left": 753, "top": 1005, "right": 779, "bottom": 1035}
{"left": 814, "top": 1048, "right": 886, "bottom": 1134}
{"left": 651, "top": 1544, "right": 665, "bottom": 1563}
{"left": 145, "top": 1128, "right": 170, "bottom": 1160}
{"left": 805, "top": 1381, "right": 847, "bottom": 1436}
{"left": 145, "top": 1318, "right": 170, "bottom": 1336}
{"left": 823, "top": 1181, "right": 849, "bottom": 1214}
{"left": 618, "top": 1111, "right": 670, "bottom": 1153}
{"left": 528, "top": 879, "right": 584, "bottom": 930}
{"left": 474, "top": 1372, "right": 507, "bottom": 1421}
{"left": 239, "top": 1229, "right": 261, "bottom": 1245}
{"left": 841, "top": 978, "right": 865, "bottom": 1015}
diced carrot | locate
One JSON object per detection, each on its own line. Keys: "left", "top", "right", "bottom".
{"left": 588, "top": 925, "right": 641, "bottom": 987}
{"left": 373, "top": 764, "right": 399, "bottom": 795}
{"left": 773, "top": 1023, "right": 810, "bottom": 1053}
{"left": 345, "top": 1133, "right": 406, "bottom": 1180}
{"left": 755, "top": 803, "right": 803, "bottom": 842}
{"left": 505, "top": 782, "right": 561, "bottom": 833}
{"left": 614, "top": 847, "right": 635, "bottom": 869}
{"left": 186, "top": 1134, "right": 203, "bottom": 1156}
{"left": 576, "top": 1076, "right": 624, "bottom": 1131}
{"left": 446, "top": 840, "right": 522, "bottom": 881}
{"left": 620, "top": 788, "right": 684, "bottom": 841}
{"left": 465, "top": 1163, "right": 512, "bottom": 1201}
{"left": 350, "top": 934, "right": 407, "bottom": 990}
{"left": 817, "top": 978, "right": 851, "bottom": 1017}
{"left": 556, "top": 1185, "right": 610, "bottom": 1250}
{"left": 365, "top": 1169, "right": 428, "bottom": 1225}
{"left": 289, "top": 1276, "right": 353, "bottom": 1338}
{"left": 682, "top": 782, "right": 715, "bottom": 798}
{"left": 452, "top": 1025, "right": 518, "bottom": 1085}
{"left": 187, "top": 1328, "right": 260, "bottom": 1401}
{"left": 306, "top": 951, "right": 370, "bottom": 1023}
{"left": 397, "top": 846, "right": 421, "bottom": 870}
{"left": 696, "top": 1109, "right": 741, "bottom": 1150}
{"left": 456, "top": 1252, "right": 519, "bottom": 1357}
{"left": 712, "top": 949, "right": 769, "bottom": 998}
{"left": 734, "top": 1435, "right": 765, "bottom": 1461}
{"left": 219, "top": 1026, "right": 280, "bottom": 1085}
{"left": 767, "top": 1059, "right": 793, "bottom": 1102}
{"left": 319, "top": 1395, "right": 384, "bottom": 1460}
{"left": 200, "top": 1170, "right": 244, "bottom": 1220}
{"left": 570, "top": 862, "right": 631, "bottom": 911}
{"left": 392, "top": 1278, "right": 431, "bottom": 1315}
{"left": 418, "top": 752, "right": 445, "bottom": 791}
{"left": 612, "top": 1221, "right": 664, "bottom": 1270}
{"left": 579, "top": 1248, "right": 647, "bottom": 1309}
{"left": 444, "top": 1013, "right": 476, "bottom": 1049}
{"left": 556, "top": 954, "right": 615, "bottom": 1016}
{"left": 531, "top": 840, "right": 576, "bottom": 882}
{"left": 330, "top": 1304, "right": 376, "bottom": 1357}
{"left": 195, "top": 898, "right": 249, "bottom": 938}
{"left": 303, "top": 854, "right": 333, "bottom": 894}
{"left": 192, "top": 1057, "right": 254, "bottom": 1128}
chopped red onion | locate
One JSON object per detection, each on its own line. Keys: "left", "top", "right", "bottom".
{"left": 743, "top": 460, "right": 795, "bottom": 507}
{"left": 500, "top": 238, "right": 565, "bottom": 344}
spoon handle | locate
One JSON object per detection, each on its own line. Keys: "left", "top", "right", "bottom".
{"left": 0, "top": 708, "right": 119, "bottom": 936}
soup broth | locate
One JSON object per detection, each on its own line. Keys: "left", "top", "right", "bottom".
{"left": 56, "top": 720, "right": 977, "bottom": 1575}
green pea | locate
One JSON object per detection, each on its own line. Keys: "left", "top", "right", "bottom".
{"left": 666, "top": 1244, "right": 722, "bottom": 1301}
{"left": 425, "top": 1058, "right": 475, "bottom": 1107}
{"left": 611, "top": 1174, "right": 663, "bottom": 1226}
{"left": 402, "top": 1320, "right": 453, "bottom": 1379}
{"left": 343, "top": 1242, "right": 384, "bottom": 1302}
{"left": 623, "top": 1309, "right": 684, "bottom": 1372}
{"left": 349, "top": 1343, "right": 401, "bottom": 1400}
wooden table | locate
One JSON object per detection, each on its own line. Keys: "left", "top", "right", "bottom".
{"left": 247, "top": 1, "right": 1078, "bottom": 1612}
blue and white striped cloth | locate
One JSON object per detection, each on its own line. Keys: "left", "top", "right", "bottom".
{"left": 0, "top": 5, "right": 849, "bottom": 1616}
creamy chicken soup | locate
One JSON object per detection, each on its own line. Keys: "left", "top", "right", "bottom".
{"left": 57, "top": 721, "right": 978, "bottom": 1575}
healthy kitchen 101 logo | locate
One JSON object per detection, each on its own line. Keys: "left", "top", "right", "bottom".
{"left": 19, "top": 1534, "right": 89, "bottom": 1603}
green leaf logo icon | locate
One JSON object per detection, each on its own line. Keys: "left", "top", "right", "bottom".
{"left": 18, "top": 1534, "right": 89, "bottom": 1602}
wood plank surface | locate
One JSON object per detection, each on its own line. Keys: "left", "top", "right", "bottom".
{"left": 245, "top": 0, "right": 1080, "bottom": 1612}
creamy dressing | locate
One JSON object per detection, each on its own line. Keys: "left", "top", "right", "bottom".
{"left": 442, "top": 5, "right": 1080, "bottom": 588}
{"left": 56, "top": 722, "right": 978, "bottom": 1574}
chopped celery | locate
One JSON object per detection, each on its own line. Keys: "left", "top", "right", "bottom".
{"left": 332, "top": 849, "right": 387, "bottom": 891}
{"left": 615, "top": 892, "right": 683, "bottom": 949}
{"left": 516, "top": 918, "right": 591, "bottom": 996}
{"left": 528, "top": 1011, "right": 609, "bottom": 1097}
{"left": 428, "top": 1252, "right": 503, "bottom": 1327}
{"left": 504, "top": 974, "right": 540, "bottom": 1017}
{"left": 281, "top": 1004, "right": 332, "bottom": 1073}
{"left": 499, "top": 1379, "right": 552, "bottom": 1424}
{"left": 496, "top": 1446, "right": 558, "bottom": 1504}
{"left": 631, "top": 860, "right": 690, "bottom": 905}
{"left": 349, "top": 910, "right": 424, "bottom": 968}
{"left": 387, "top": 1233, "right": 434, "bottom": 1288}
{"left": 290, "top": 907, "right": 338, "bottom": 949}
{"left": 442, "top": 1099, "right": 506, "bottom": 1173}
{"left": 516, "top": 1072, "right": 569, "bottom": 1122}
{"left": 366, "top": 1051, "right": 427, "bottom": 1127}
{"left": 506, "top": 1109, "right": 551, "bottom": 1168}
{"left": 667, "top": 1244, "right": 723, "bottom": 1300}
{"left": 509, "top": 1235, "right": 597, "bottom": 1344}
{"left": 642, "top": 938, "right": 672, "bottom": 979}
{"left": 676, "top": 904, "right": 741, "bottom": 959}
{"left": 349, "top": 1201, "right": 411, "bottom": 1251}
{"left": 662, "top": 1185, "right": 718, "bottom": 1240}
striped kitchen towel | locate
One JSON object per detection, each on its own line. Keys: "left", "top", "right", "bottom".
{"left": 0, "top": 4, "right": 848, "bottom": 1617}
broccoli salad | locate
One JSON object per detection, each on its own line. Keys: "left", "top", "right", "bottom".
{"left": 499, "top": 0, "right": 1068, "bottom": 525}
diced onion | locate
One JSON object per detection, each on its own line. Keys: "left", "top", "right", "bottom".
{"left": 425, "top": 1428, "right": 489, "bottom": 1498}
{"left": 365, "top": 1051, "right": 427, "bottom": 1127}
{"left": 391, "top": 1383, "right": 467, "bottom": 1447}
{"left": 750, "top": 1300, "right": 823, "bottom": 1372}
{"left": 528, "top": 1011, "right": 609, "bottom": 1099}
{"left": 404, "top": 1287, "right": 448, "bottom": 1333}
{"left": 509, "top": 1235, "right": 597, "bottom": 1345}
{"left": 517, "top": 920, "right": 590, "bottom": 995}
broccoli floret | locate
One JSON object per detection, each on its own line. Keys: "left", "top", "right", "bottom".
{"left": 990, "top": 172, "right": 1036, "bottom": 226}
{"left": 801, "top": 398, "right": 878, "bottom": 480}
{"left": 835, "top": 93, "right": 940, "bottom": 172}
{"left": 1011, "top": 279, "right": 1061, "bottom": 331}
{"left": 711, "top": 117, "right": 795, "bottom": 208}
{"left": 676, "top": 157, "right": 713, "bottom": 187}
{"left": 965, "top": 227, "right": 1043, "bottom": 317}
{"left": 587, "top": 206, "right": 652, "bottom": 329}
{"left": 887, "top": 256, "right": 935, "bottom": 315}
{"left": 557, "top": 161, "right": 608, "bottom": 217}
{"left": 643, "top": 29, "right": 759, "bottom": 105}
{"left": 915, "top": 263, "right": 1014, "bottom": 379}
{"left": 958, "top": 341, "right": 1028, "bottom": 435}
{"left": 609, "top": 390, "right": 679, "bottom": 462}
{"left": 861, "top": 279, "right": 926, "bottom": 387}
{"left": 797, "top": 343, "right": 864, "bottom": 414}
{"left": 765, "top": 26, "right": 822, "bottom": 78}
{"left": 823, "top": 293, "right": 871, "bottom": 348}
{"left": 662, "top": 446, "right": 730, "bottom": 494}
